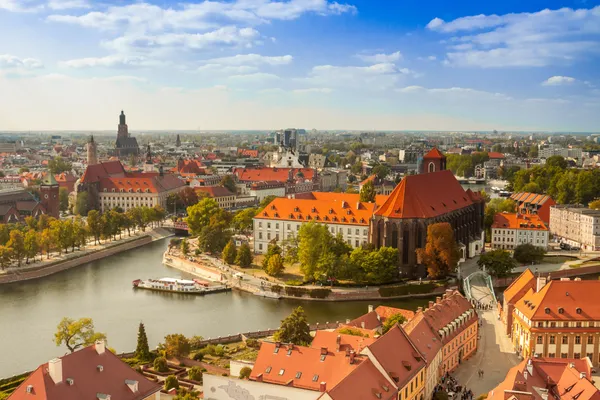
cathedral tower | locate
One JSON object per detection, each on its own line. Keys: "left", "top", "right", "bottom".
{"left": 40, "top": 174, "right": 60, "bottom": 218}
{"left": 117, "top": 110, "right": 128, "bottom": 139}
{"left": 87, "top": 135, "right": 98, "bottom": 165}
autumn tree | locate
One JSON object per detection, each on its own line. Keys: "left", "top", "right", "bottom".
{"left": 382, "top": 313, "right": 407, "bottom": 334}
{"left": 75, "top": 192, "right": 89, "bottom": 216}
{"left": 24, "top": 229, "right": 39, "bottom": 264}
{"left": 266, "top": 253, "right": 285, "bottom": 276}
{"left": 179, "top": 187, "right": 199, "bottom": 208}
{"left": 48, "top": 156, "right": 72, "bottom": 174}
{"left": 236, "top": 242, "right": 253, "bottom": 267}
{"left": 590, "top": 199, "right": 600, "bottom": 210}
{"left": 477, "top": 249, "right": 517, "bottom": 278}
{"left": 164, "top": 375, "right": 179, "bottom": 391}
{"left": 220, "top": 175, "right": 237, "bottom": 194}
{"left": 232, "top": 208, "right": 257, "bottom": 234}
{"left": 359, "top": 180, "right": 376, "bottom": 202}
{"left": 40, "top": 228, "right": 54, "bottom": 259}
{"left": 416, "top": 223, "right": 460, "bottom": 279}
{"left": 273, "top": 306, "right": 312, "bottom": 346}
{"left": 163, "top": 334, "right": 190, "bottom": 357}
{"left": 0, "top": 245, "right": 13, "bottom": 270}
{"left": 7, "top": 230, "right": 25, "bottom": 267}
{"left": 222, "top": 239, "right": 237, "bottom": 264}
{"left": 59, "top": 187, "right": 69, "bottom": 212}
{"left": 87, "top": 210, "right": 103, "bottom": 245}
{"left": 54, "top": 317, "right": 106, "bottom": 353}
{"left": 262, "top": 242, "right": 282, "bottom": 269}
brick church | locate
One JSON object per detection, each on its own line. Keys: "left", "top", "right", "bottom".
{"left": 114, "top": 110, "right": 140, "bottom": 158}
{"left": 370, "top": 148, "right": 485, "bottom": 276}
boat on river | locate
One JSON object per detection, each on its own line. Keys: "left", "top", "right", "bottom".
{"left": 132, "top": 277, "right": 230, "bottom": 295}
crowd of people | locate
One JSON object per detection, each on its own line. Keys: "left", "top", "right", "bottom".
{"left": 434, "top": 372, "right": 476, "bottom": 400}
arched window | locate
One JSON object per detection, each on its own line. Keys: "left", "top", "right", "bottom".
{"left": 428, "top": 162, "right": 435, "bottom": 173}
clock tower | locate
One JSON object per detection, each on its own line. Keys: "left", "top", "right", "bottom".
{"left": 40, "top": 173, "right": 60, "bottom": 218}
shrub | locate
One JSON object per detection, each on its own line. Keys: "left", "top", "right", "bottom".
{"left": 270, "top": 284, "right": 282, "bottom": 294}
{"left": 203, "top": 344, "right": 217, "bottom": 356}
{"left": 245, "top": 338, "right": 260, "bottom": 349}
{"left": 284, "top": 286, "right": 309, "bottom": 297}
{"left": 239, "top": 366, "right": 252, "bottom": 379}
{"left": 378, "top": 283, "right": 438, "bottom": 298}
{"left": 153, "top": 357, "right": 169, "bottom": 373}
{"left": 337, "top": 327, "right": 369, "bottom": 337}
{"left": 192, "top": 352, "right": 204, "bottom": 362}
{"left": 188, "top": 366, "right": 203, "bottom": 382}
{"left": 164, "top": 375, "right": 179, "bottom": 391}
{"left": 194, "top": 249, "right": 201, "bottom": 256}
{"left": 308, "top": 288, "right": 331, "bottom": 299}
{"left": 215, "top": 345, "right": 225, "bottom": 357}
{"left": 284, "top": 279, "right": 303, "bottom": 286}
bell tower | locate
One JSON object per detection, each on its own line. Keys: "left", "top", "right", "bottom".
{"left": 40, "top": 174, "right": 60, "bottom": 218}
{"left": 87, "top": 135, "right": 98, "bottom": 165}
{"left": 143, "top": 144, "right": 155, "bottom": 173}
{"left": 118, "top": 110, "right": 128, "bottom": 139}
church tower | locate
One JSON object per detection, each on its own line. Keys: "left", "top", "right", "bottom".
{"left": 87, "top": 135, "right": 98, "bottom": 165}
{"left": 118, "top": 110, "right": 128, "bottom": 139}
{"left": 420, "top": 147, "right": 446, "bottom": 174}
{"left": 143, "top": 144, "right": 155, "bottom": 173}
{"left": 40, "top": 174, "right": 60, "bottom": 218}
{"left": 176, "top": 134, "right": 181, "bottom": 147}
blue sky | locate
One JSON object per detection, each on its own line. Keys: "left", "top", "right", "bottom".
{"left": 0, "top": 0, "right": 599, "bottom": 131}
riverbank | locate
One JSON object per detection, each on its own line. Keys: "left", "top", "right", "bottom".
{"left": 0, "top": 227, "right": 173, "bottom": 285}
{"left": 163, "top": 252, "right": 450, "bottom": 302}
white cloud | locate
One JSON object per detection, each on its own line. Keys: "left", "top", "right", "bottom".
{"left": 427, "top": 55, "right": 437, "bottom": 61}
{"left": 428, "top": 6, "right": 600, "bottom": 67}
{"left": 542, "top": 76, "right": 576, "bottom": 86}
{"left": 47, "top": 0, "right": 89, "bottom": 10}
{"left": 228, "top": 72, "right": 280, "bottom": 82}
{"left": 356, "top": 51, "right": 402, "bottom": 63}
{"left": 0, "top": 0, "right": 42, "bottom": 12}
{"left": 302, "top": 63, "right": 412, "bottom": 90}
{"left": 0, "top": 54, "right": 44, "bottom": 69}
{"left": 204, "top": 54, "right": 292, "bottom": 66}
{"left": 197, "top": 64, "right": 258, "bottom": 74}
{"left": 396, "top": 85, "right": 512, "bottom": 100}
{"left": 61, "top": 55, "right": 165, "bottom": 68}
{"left": 292, "top": 88, "right": 333, "bottom": 94}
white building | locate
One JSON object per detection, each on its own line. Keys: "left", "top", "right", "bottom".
{"left": 253, "top": 192, "right": 387, "bottom": 254}
{"left": 491, "top": 212, "right": 549, "bottom": 250}
{"left": 248, "top": 181, "right": 286, "bottom": 202}
{"left": 549, "top": 206, "right": 600, "bottom": 250}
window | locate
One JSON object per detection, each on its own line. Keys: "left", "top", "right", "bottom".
{"left": 550, "top": 322, "right": 556, "bottom": 328}
{"left": 576, "top": 322, "right": 582, "bottom": 327}
{"left": 575, "top": 336, "right": 581, "bottom": 344}
{"left": 267, "top": 233, "right": 271, "bottom": 240}
{"left": 295, "top": 372, "right": 302, "bottom": 379}
{"left": 267, "top": 223, "right": 271, "bottom": 229}
{"left": 258, "top": 244, "right": 263, "bottom": 250}
{"left": 562, "top": 336, "right": 569, "bottom": 345}
{"left": 549, "top": 353, "right": 555, "bottom": 358}
{"left": 276, "top": 223, "right": 279, "bottom": 229}
{"left": 347, "top": 228, "right": 351, "bottom": 234}
{"left": 588, "top": 336, "right": 594, "bottom": 345}
{"left": 550, "top": 335, "right": 556, "bottom": 344}
{"left": 278, "top": 369, "right": 285, "bottom": 375}
{"left": 538, "top": 322, "right": 544, "bottom": 328}
{"left": 561, "top": 353, "right": 568, "bottom": 358}
{"left": 405, "top": 388, "right": 408, "bottom": 398}
{"left": 537, "top": 336, "right": 543, "bottom": 344}
{"left": 356, "top": 229, "right": 360, "bottom": 235}
{"left": 320, "top": 354, "right": 326, "bottom": 361}
{"left": 574, "top": 353, "right": 581, "bottom": 359}
{"left": 312, "top": 374, "right": 319, "bottom": 382}
{"left": 259, "top": 232, "right": 263, "bottom": 239}
{"left": 563, "top": 322, "right": 569, "bottom": 327}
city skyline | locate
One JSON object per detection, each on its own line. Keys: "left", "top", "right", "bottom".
{"left": 0, "top": 0, "right": 599, "bottom": 132}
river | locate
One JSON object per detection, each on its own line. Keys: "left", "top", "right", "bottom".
{"left": 0, "top": 238, "right": 434, "bottom": 377}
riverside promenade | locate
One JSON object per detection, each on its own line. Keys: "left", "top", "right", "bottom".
{"left": 0, "top": 227, "right": 173, "bottom": 285}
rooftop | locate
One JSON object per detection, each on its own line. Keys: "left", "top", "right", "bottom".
{"left": 492, "top": 213, "right": 549, "bottom": 231}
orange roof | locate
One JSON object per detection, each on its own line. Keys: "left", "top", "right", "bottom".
{"left": 374, "top": 170, "right": 474, "bottom": 219}
{"left": 300, "top": 191, "right": 389, "bottom": 205}
{"left": 492, "top": 213, "right": 548, "bottom": 231}
{"left": 374, "top": 306, "right": 415, "bottom": 322}
{"left": 503, "top": 269, "right": 536, "bottom": 306}
{"left": 237, "top": 149, "right": 259, "bottom": 158}
{"left": 512, "top": 192, "right": 554, "bottom": 206}
{"left": 324, "top": 359, "right": 397, "bottom": 400}
{"left": 404, "top": 313, "right": 443, "bottom": 366}
{"left": 515, "top": 279, "right": 600, "bottom": 321}
{"left": 250, "top": 342, "right": 360, "bottom": 391}
{"left": 9, "top": 342, "right": 161, "bottom": 400}
{"left": 366, "top": 325, "right": 426, "bottom": 388}
{"left": 195, "top": 186, "right": 234, "bottom": 198}
{"left": 311, "top": 331, "right": 375, "bottom": 354}
{"left": 256, "top": 193, "right": 384, "bottom": 226}
{"left": 233, "top": 167, "right": 315, "bottom": 183}
{"left": 487, "top": 151, "right": 505, "bottom": 159}
{"left": 99, "top": 173, "right": 184, "bottom": 194}
{"left": 424, "top": 147, "right": 445, "bottom": 159}
{"left": 421, "top": 291, "right": 475, "bottom": 343}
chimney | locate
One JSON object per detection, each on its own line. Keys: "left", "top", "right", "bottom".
{"left": 320, "top": 347, "right": 328, "bottom": 356}
{"left": 95, "top": 340, "right": 106, "bottom": 355}
{"left": 560, "top": 277, "right": 570, "bottom": 281}
{"left": 320, "top": 382, "right": 327, "bottom": 392}
{"left": 48, "top": 358, "right": 63, "bottom": 384}
{"left": 356, "top": 201, "right": 360, "bottom": 209}
{"left": 361, "top": 322, "right": 365, "bottom": 329}
{"left": 445, "top": 289, "right": 453, "bottom": 296}
{"left": 417, "top": 307, "right": 423, "bottom": 313}
{"left": 428, "top": 301, "right": 434, "bottom": 308}
{"left": 349, "top": 351, "right": 356, "bottom": 364}
{"left": 569, "top": 362, "right": 575, "bottom": 368}
{"left": 368, "top": 305, "right": 374, "bottom": 313}
{"left": 336, "top": 335, "right": 341, "bottom": 352}
{"left": 536, "top": 276, "right": 547, "bottom": 292}
{"left": 580, "top": 372, "right": 587, "bottom": 379}
{"left": 346, "top": 318, "right": 351, "bottom": 324}
{"left": 436, "top": 296, "right": 441, "bottom": 304}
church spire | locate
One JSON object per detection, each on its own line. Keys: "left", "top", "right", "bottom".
{"left": 119, "top": 110, "right": 126, "bottom": 126}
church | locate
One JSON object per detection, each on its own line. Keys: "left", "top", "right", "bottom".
{"left": 114, "top": 110, "right": 140, "bottom": 158}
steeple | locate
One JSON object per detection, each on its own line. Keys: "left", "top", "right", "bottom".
{"left": 176, "top": 134, "right": 181, "bottom": 147}
{"left": 143, "top": 144, "right": 154, "bottom": 173}
{"left": 119, "top": 110, "right": 126, "bottom": 126}
{"left": 117, "top": 110, "right": 129, "bottom": 139}
{"left": 87, "top": 134, "right": 98, "bottom": 165}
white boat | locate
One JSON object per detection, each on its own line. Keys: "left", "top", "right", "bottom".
{"left": 132, "top": 277, "right": 229, "bottom": 295}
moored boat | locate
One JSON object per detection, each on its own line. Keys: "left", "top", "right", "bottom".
{"left": 132, "top": 277, "right": 229, "bottom": 295}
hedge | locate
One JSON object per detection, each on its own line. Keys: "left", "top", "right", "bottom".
{"left": 378, "top": 283, "right": 439, "bottom": 297}
{"left": 284, "top": 286, "right": 309, "bottom": 297}
{"left": 308, "top": 288, "right": 331, "bottom": 299}
{"left": 270, "top": 284, "right": 282, "bottom": 294}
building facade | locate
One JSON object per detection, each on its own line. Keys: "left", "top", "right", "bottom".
{"left": 549, "top": 206, "right": 600, "bottom": 251}
{"left": 510, "top": 275, "right": 600, "bottom": 367}
{"left": 248, "top": 181, "right": 286, "bottom": 202}
{"left": 195, "top": 186, "right": 236, "bottom": 209}
{"left": 491, "top": 213, "right": 549, "bottom": 250}
{"left": 510, "top": 192, "right": 556, "bottom": 225}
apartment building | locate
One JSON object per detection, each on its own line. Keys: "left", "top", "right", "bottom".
{"left": 549, "top": 206, "right": 600, "bottom": 251}
{"left": 195, "top": 186, "right": 236, "bottom": 209}
{"left": 491, "top": 213, "right": 549, "bottom": 250}
{"left": 510, "top": 192, "right": 556, "bottom": 225}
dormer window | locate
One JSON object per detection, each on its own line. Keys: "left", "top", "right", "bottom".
{"left": 558, "top": 308, "right": 564, "bottom": 314}
{"left": 329, "top": 208, "right": 333, "bottom": 214}
{"left": 265, "top": 366, "right": 272, "bottom": 373}
{"left": 312, "top": 374, "right": 319, "bottom": 382}
{"left": 576, "top": 307, "right": 582, "bottom": 314}
{"left": 271, "top": 205, "right": 276, "bottom": 210}
{"left": 311, "top": 207, "right": 317, "bottom": 213}
{"left": 294, "top": 206, "right": 299, "bottom": 212}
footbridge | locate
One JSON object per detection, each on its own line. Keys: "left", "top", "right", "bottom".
{"left": 463, "top": 270, "right": 497, "bottom": 305}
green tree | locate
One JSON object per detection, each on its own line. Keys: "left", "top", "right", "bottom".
{"left": 222, "top": 239, "right": 237, "bottom": 264}
{"left": 382, "top": 313, "right": 407, "bottom": 334}
{"left": 0, "top": 245, "right": 13, "bottom": 270}
{"left": 236, "top": 242, "right": 253, "bottom": 267}
{"left": 281, "top": 233, "right": 299, "bottom": 265}
{"left": 7, "top": 230, "right": 25, "bottom": 267}
{"left": 181, "top": 238, "right": 190, "bottom": 255}
{"left": 24, "top": 216, "right": 37, "bottom": 231}
{"left": 186, "top": 197, "right": 220, "bottom": 236}
{"left": 164, "top": 375, "right": 179, "bottom": 391}
{"left": 371, "top": 164, "right": 391, "bottom": 180}
{"left": 197, "top": 222, "right": 231, "bottom": 254}
{"left": 220, "top": 175, "right": 237, "bottom": 194}
{"left": 153, "top": 357, "right": 169, "bottom": 373}
{"left": 239, "top": 366, "right": 252, "bottom": 379}
{"left": 513, "top": 244, "right": 546, "bottom": 264}
{"left": 359, "top": 180, "right": 376, "bottom": 202}
{"left": 273, "top": 306, "right": 312, "bottom": 346}
{"left": 232, "top": 208, "right": 257, "bottom": 234}
{"left": 135, "top": 322, "right": 151, "bottom": 361}
{"left": 74, "top": 192, "right": 89, "bottom": 216}
{"left": 48, "top": 156, "right": 72, "bottom": 174}
{"left": 0, "top": 224, "right": 10, "bottom": 246}
{"left": 298, "top": 221, "right": 331, "bottom": 281}
{"left": 262, "top": 242, "right": 282, "bottom": 269}
{"left": 59, "top": 187, "right": 69, "bottom": 212}
{"left": 174, "top": 388, "right": 200, "bottom": 400}
{"left": 258, "top": 195, "right": 278, "bottom": 211}
{"left": 350, "top": 161, "right": 363, "bottom": 175}
{"left": 54, "top": 317, "right": 106, "bottom": 353}
{"left": 87, "top": 210, "right": 102, "bottom": 245}
{"left": 477, "top": 249, "right": 517, "bottom": 278}
{"left": 24, "top": 229, "right": 39, "bottom": 264}
{"left": 349, "top": 246, "right": 399, "bottom": 284}
{"left": 188, "top": 366, "right": 203, "bottom": 382}
{"left": 266, "top": 253, "right": 285, "bottom": 276}
{"left": 546, "top": 155, "right": 568, "bottom": 170}
{"left": 416, "top": 223, "right": 460, "bottom": 278}
{"left": 163, "top": 334, "right": 190, "bottom": 357}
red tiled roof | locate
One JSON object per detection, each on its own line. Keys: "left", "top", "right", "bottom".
{"left": 238, "top": 149, "right": 259, "bottom": 158}
{"left": 515, "top": 279, "right": 600, "bottom": 321}
{"left": 311, "top": 331, "right": 375, "bottom": 354}
{"left": 374, "top": 306, "right": 415, "bottom": 322}
{"left": 404, "top": 313, "right": 443, "bottom": 366}
{"left": 324, "top": 359, "right": 397, "bottom": 400}
{"left": 366, "top": 325, "right": 426, "bottom": 389}
{"left": 9, "top": 342, "right": 161, "bottom": 400}
{"left": 99, "top": 173, "right": 185, "bottom": 194}
{"left": 487, "top": 151, "right": 505, "bottom": 159}
{"left": 492, "top": 213, "right": 548, "bottom": 231}
{"left": 503, "top": 269, "right": 536, "bottom": 306}
{"left": 374, "top": 170, "right": 473, "bottom": 218}
{"left": 424, "top": 148, "right": 445, "bottom": 159}
{"left": 256, "top": 193, "right": 385, "bottom": 226}
{"left": 347, "top": 311, "right": 382, "bottom": 330}
{"left": 250, "top": 342, "right": 361, "bottom": 391}
{"left": 233, "top": 167, "right": 315, "bottom": 183}
{"left": 195, "top": 186, "right": 235, "bottom": 198}
{"left": 421, "top": 291, "right": 475, "bottom": 343}
{"left": 80, "top": 161, "right": 126, "bottom": 184}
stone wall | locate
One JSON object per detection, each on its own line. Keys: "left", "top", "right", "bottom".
{"left": 162, "top": 254, "right": 223, "bottom": 282}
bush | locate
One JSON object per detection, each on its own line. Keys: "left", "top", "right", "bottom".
{"left": 378, "top": 283, "right": 438, "bottom": 298}
{"left": 203, "top": 344, "right": 217, "bottom": 356}
{"left": 245, "top": 338, "right": 260, "bottom": 349}
{"left": 284, "top": 279, "right": 303, "bottom": 286}
{"left": 215, "top": 345, "right": 225, "bottom": 357}
{"left": 284, "top": 286, "right": 309, "bottom": 297}
{"left": 164, "top": 375, "right": 179, "bottom": 391}
{"left": 270, "top": 284, "right": 282, "bottom": 294}
{"left": 188, "top": 366, "right": 203, "bottom": 382}
{"left": 194, "top": 249, "right": 201, "bottom": 256}
{"left": 153, "top": 357, "right": 169, "bottom": 373}
{"left": 192, "top": 352, "right": 204, "bottom": 362}
{"left": 513, "top": 243, "right": 546, "bottom": 264}
{"left": 239, "top": 366, "right": 252, "bottom": 379}
{"left": 308, "top": 288, "right": 331, "bottom": 299}
{"left": 337, "top": 327, "right": 369, "bottom": 337}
